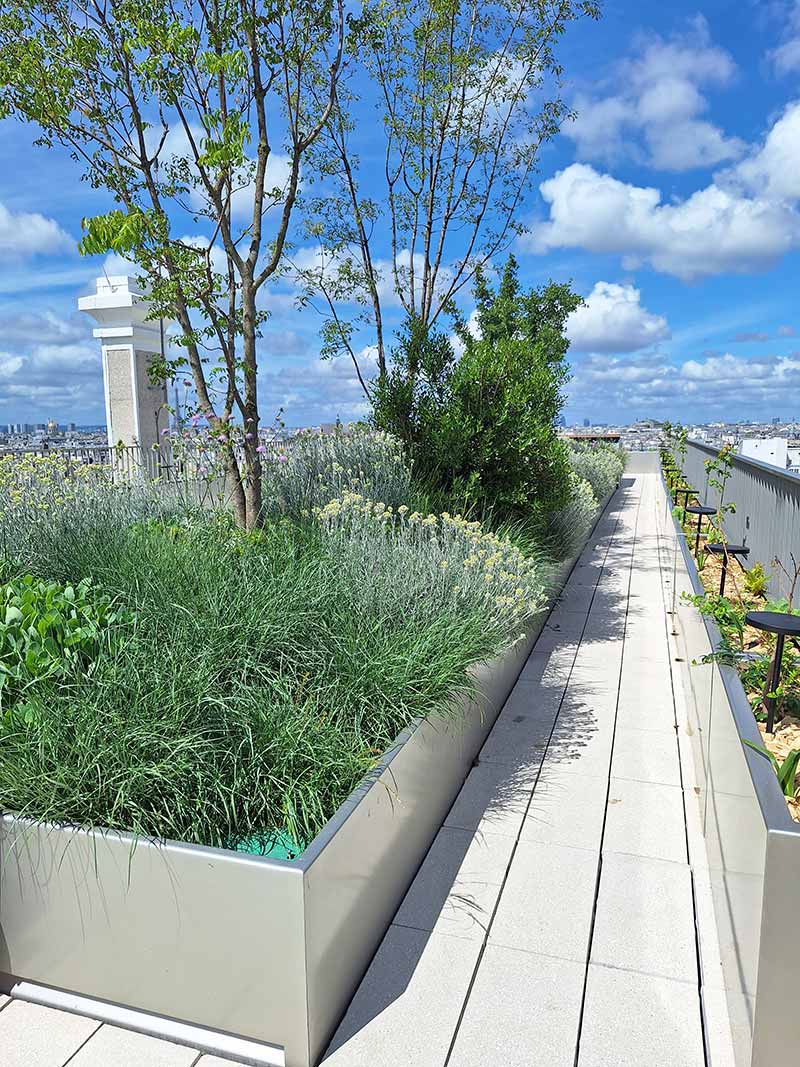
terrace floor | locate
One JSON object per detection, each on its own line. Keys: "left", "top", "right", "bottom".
{"left": 0, "top": 466, "right": 737, "bottom": 1066}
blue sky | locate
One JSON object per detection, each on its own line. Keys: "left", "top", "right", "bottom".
{"left": 2, "top": 0, "right": 800, "bottom": 427}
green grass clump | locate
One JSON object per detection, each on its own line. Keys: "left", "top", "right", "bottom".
{"left": 0, "top": 486, "right": 546, "bottom": 855}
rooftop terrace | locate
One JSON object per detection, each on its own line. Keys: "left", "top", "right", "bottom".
{"left": 0, "top": 460, "right": 744, "bottom": 1067}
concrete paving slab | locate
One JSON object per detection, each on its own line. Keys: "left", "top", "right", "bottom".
{"left": 520, "top": 767, "right": 608, "bottom": 851}
{"left": 611, "top": 725, "right": 682, "bottom": 785}
{"left": 489, "top": 840, "right": 599, "bottom": 961}
{"left": 544, "top": 716, "right": 614, "bottom": 778}
{"left": 323, "top": 927, "right": 481, "bottom": 1066}
{"left": 67, "top": 1025, "right": 199, "bottom": 1066}
{"left": 590, "top": 852, "right": 697, "bottom": 982}
{"left": 444, "top": 761, "right": 538, "bottom": 837}
{"left": 0, "top": 1000, "right": 100, "bottom": 1067}
{"left": 394, "top": 827, "right": 515, "bottom": 940}
{"left": 447, "top": 947, "right": 584, "bottom": 1067}
{"left": 603, "top": 777, "right": 688, "bottom": 863}
{"left": 578, "top": 965, "right": 704, "bottom": 1067}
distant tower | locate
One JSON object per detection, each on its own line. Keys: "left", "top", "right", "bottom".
{"left": 78, "top": 276, "right": 170, "bottom": 458}
{"left": 47, "top": 417, "right": 58, "bottom": 434}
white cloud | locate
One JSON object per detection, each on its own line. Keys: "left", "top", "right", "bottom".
{"left": 768, "top": 2, "right": 800, "bottom": 73}
{"left": 566, "top": 282, "right": 669, "bottom": 353}
{"left": 528, "top": 97, "right": 800, "bottom": 285}
{"left": 0, "top": 201, "right": 72, "bottom": 259}
{"left": 567, "top": 349, "right": 800, "bottom": 420}
{"left": 567, "top": 18, "right": 744, "bottom": 171}
{"left": 723, "top": 101, "right": 800, "bottom": 202}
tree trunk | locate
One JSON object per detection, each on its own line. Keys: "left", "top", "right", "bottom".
{"left": 241, "top": 278, "right": 263, "bottom": 529}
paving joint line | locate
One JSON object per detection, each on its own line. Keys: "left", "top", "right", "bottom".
{"left": 570, "top": 479, "right": 644, "bottom": 1067}
{"left": 442, "top": 488, "right": 631, "bottom": 1067}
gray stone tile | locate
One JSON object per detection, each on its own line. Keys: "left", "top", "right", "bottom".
{"left": 323, "top": 927, "right": 481, "bottom": 1065}
{"left": 544, "top": 716, "right": 614, "bottom": 777}
{"left": 591, "top": 852, "right": 697, "bottom": 982}
{"left": 489, "top": 840, "right": 599, "bottom": 961}
{"left": 603, "top": 777, "right": 687, "bottom": 863}
{"left": 611, "top": 725, "right": 681, "bottom": 785}
{"left": 444, "top": 761, "right": 538, "bottom": 837}
{"left": 520, "top": 767, "right": 607, "bottom": 851}
{"left": 394, "top": 827, "right": 514, "bottom": 940}
{"left": 68, "top": 1025, "right": 199, "bottom": 1066}
{"left": 478, "top": 702, "right": 552, "bottom": 766}
{"left": 448, "top": 947, "right": 584, "bottom": 1067}
{"left": 0, "top": 1000, "right": 100, "bottom": 1067}
{"left": 578, "top": 965, "right": 705, "bottom": 1067}
{"left": 616, "top": 687, "right": 676, "bottom": 732}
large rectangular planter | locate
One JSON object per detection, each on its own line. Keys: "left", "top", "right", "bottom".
{"left": 663, "top": 474, "right": 800, "bottom": 1067}
{"left": 0, "top": 488, "right": 618, "bottom": 1067}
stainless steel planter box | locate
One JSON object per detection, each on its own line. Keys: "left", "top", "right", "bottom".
{"left": 0, "top": 491, "right": 617, "bottom": 1067}
{"left": 664, "top": 476, "right": 800, "bottom": 1067}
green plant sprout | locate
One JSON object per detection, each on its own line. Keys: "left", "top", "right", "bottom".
{"left": 703, "top": 443, "right": 736, "bottom": 546}
{"left": 743, "top": 740, "right": 800, "bottom": 798}
{"left": 744, "top": 562, "right": 771, "bottom": 598}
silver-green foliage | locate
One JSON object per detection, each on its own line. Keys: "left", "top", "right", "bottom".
{"left": 315, "top": 493, "right": 549, "bottom": 638}
{"left": 567, "top": 442, "right": 626, "bottom": 503}
{"left": 262, "top": 427, "right": 414, "bottom": 517}
{"left": 546, "top": 474, "right": 598, "bottom": 557}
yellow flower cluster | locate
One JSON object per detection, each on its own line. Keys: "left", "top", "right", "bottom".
{"left": 314, "top": 492, "right": 548, "bottom": 630}
{"left": 0, "top": 453, "right": 112, "bottom": 514}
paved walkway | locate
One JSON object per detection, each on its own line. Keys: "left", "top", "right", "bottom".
{"left": 0, "top": 469, "right": 734, "bottom": 1066}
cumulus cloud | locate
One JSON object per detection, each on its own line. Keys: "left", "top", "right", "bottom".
{"left": 0, "top": 339, "right": 103, "bottom": 417}
{"left": 0, "top": 201, "right": 72, "bottom": 260}
{"left": 566, "top": 282, "right": 669, "bottom": 353}
{"left": 768, "top": 1, "right": 800, "bottom": 74}
{"left": 0, "top": 311, "right": 88, "bottom": 347}
{"left": 259, "top": 347, "right": 375, "bottom": 425}
{"left": 568, "top": 348, "right": 800, "bottom": 419}
{"left": 567, "top": 18, "right": 744, "bottom": 171}
{"left": 527, "top": 161, "right": 800, "bottom": 280}
{"left": 528, "top": 100, "right": 800, "bottom": 280}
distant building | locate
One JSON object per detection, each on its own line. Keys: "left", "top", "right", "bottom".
{"left": 740, "top": 437, "right": 789, "bottom": 469}
{"left": 583, "top": 418, "right": 590, "bottom": 427}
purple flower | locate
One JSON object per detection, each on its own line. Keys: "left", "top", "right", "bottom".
{"left": 278, "top": 453, "right": 287, "bottom": 463}
{"left": 245, "top": 432, "right": 254, "bottom": 441}
{"left": 256, "top": 445, "right": 266, "bottom": 454}
{"left": 160, "top": 428, "right": 170, "bottom": 437}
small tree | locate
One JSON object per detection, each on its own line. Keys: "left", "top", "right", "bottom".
{"left": 0, "top": 0, "right": 344, "bottom": 528}
{"left": 374, "top": 255, "right": 579, "bottom": 515}
{"left": 298, "top": 0, "right": 600, "bottom": 387}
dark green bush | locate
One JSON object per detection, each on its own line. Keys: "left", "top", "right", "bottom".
{"left": 373, "top": 255, "right": 580, "bottom": 518}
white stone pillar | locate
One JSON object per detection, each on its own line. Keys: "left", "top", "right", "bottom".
{"left": 79, "top": 276, "right": 171, "bottom": 474}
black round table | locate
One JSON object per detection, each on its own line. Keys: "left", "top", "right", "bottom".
{"left": 744, "top": 611, "right": 800, "bottom": 732}
{"left": 685, "top": 504, "right": 716, "bottom": 555}
{"left": 705, "top": 543, "right": 750, "bottom": 596}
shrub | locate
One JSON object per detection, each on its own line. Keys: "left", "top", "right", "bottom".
{"left": 315, "top": 492, "right": 549, "bottom": 636}
{"left": 567, "top": 441, "right": 625, "bottom": 502}
{"left": 373, "top": 256, "right": 579, "bottom": 517}
{"left": 261, "top": 427, "right": 413, "bottom": 517}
